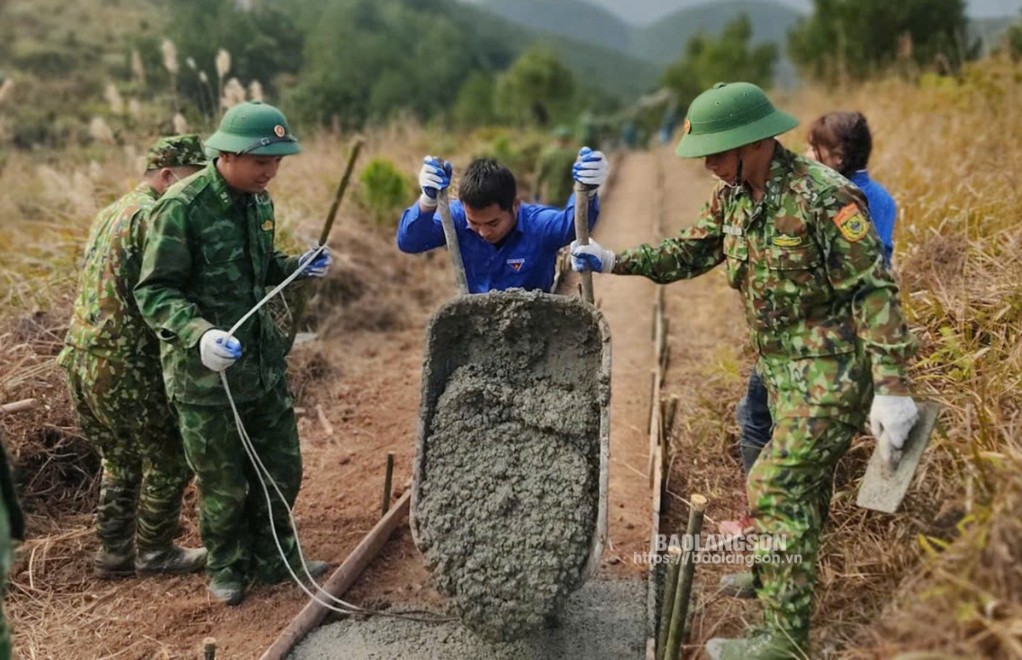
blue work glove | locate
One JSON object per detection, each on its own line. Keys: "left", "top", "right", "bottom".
{"left": 572, "top": 147, "right": 609, "bottom": 188}
{"left": 298, "top": 245, "right": 332, "bottom": 278}
{"left": 570, "top": 238, "right": 615, "bottom": 274}
{"left": 200, "top": 329, "right": 242, "bottom": 372}
{"left": 418, "top": 156, "right": 452, "bottom": 209}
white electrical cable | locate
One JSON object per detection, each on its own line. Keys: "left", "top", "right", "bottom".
{"left": 218, "top": 246, "right": 452, "bottom": 622}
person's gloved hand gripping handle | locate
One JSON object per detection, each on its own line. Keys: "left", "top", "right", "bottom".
{"left": 418, "top": 156, "right": 453, "bottom": 211}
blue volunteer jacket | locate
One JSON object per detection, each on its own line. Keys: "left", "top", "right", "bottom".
{"left": 396, "top": 193, "right": 600, "bottom": 293}
{"left": 849, "top": 170, "right": 896, "bottom": 266}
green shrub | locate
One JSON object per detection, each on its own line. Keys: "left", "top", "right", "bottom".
{"left": 356, "top": 157, "right": 410, "bottom": 227}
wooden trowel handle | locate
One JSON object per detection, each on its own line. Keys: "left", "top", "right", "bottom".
{"left": 437, "top": 188, "right": 469, "bottom": 295}
{"left": 574, "top": 180, "right": 595, "bottom": 305}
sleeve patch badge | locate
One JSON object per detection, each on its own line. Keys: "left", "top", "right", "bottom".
{"left": 832, "top": 203, "right": 869, "bottom": 242}
{"left": 262, "top": 220, "right": 274, "bottom": 231}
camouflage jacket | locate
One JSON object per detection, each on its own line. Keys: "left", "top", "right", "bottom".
{"left": 134, "top": 163, "right": 301, "bottom": 406}
{"left": 615, "top": 145, "right": 916, "bottom": 396}
{"left": 58, "top": 183, "right": 161, "bottom": 366}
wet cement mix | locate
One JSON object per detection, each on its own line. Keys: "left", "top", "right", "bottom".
{"left": 414, "top": 290, "right": 609, "bottom": 641}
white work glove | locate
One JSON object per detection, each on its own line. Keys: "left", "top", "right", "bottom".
{"left": 199, "top": 329, "right": 242, "bottom": 372}
{"left": 298, "top": 245, "right": 332, "bottom": 278}
{"left": 869, "top": 395, "right": 919, "bottom": 468}
{"left": 418, "top": 156, "right": 452, "bottom": 209}
{"left": 572, "top": 147, "right": 609, "bottom": 188}
{"left": 570, "top": 238, "right": 615, "bottom": 274}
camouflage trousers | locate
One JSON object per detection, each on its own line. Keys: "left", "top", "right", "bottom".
{"left": 746, "top": 353, "right": 869, "bottom": 652}
{"left": 175, "top": 378, "right": 302, "bottom": 585}
{"left": 60, "top": 348, "right": 192, "bottom": 556}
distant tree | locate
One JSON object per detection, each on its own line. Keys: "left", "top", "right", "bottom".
{"left": 288, "top": 0, "right": 515, "bottom": 128}
{"left": 660, "top": 15, "right": 778, "bottom": 109}
{"left": 1003, "top": 12, "right": 1022, "bottom": 62}
{"left": 167, "top": 0, "right": 304, "bottom": 115}
{"left": 788, "top": 0, "right": 978, "bottom": 82}
{"left": 494, "top": 47, "right": 576, "bottom": 127}
{"left": 453, "top": 72, "right": 497, "bottom": 128}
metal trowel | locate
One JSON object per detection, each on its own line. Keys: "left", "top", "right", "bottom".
{"left": 856, "top": 401, "right": 941, "bottom": 513}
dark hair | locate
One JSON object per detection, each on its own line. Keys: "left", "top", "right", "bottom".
{"left": 806, "top": 111, "right": 872, "bottom": 176}
{"left": 459, "top": 158, "right": 517, "bottom": 211}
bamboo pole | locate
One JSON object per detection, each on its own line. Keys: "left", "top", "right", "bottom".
{"left": 202, "top": 637, "right": 216, "bottom": 660}
{"left": 655, "top": 545, "right": 683, "bottom": 660}
{"left": 665, "top": 494, "right": 707, "bottom": 660}
{"left": 259, "top": 492, "right": 411, "bottom": 660}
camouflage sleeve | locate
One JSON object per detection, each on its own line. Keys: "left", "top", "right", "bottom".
{"left": 122, "top": 207, "right": 150, "bottom": 297}
{"left": 134, "top": 199, "right": 214, "bottom": 348}
{"left": 267, "top": 250, "right": 301, "bottom": 285}
{"left": 812, "top": 186, "right": 917, "bottom": 395}
{"left": 265, "top": 199, "right": 301, "bottom": 284}
{"left": 612, "top": 193, "right": 725, "bottom": 283}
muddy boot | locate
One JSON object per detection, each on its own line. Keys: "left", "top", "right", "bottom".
{"left": 718, "top": 572, "right": 757, "bottom": 599}
{"left": 94, "top": 548, "right": 136, "bottom": 579}
{"left": 136, "top": 545, "right": 207, "bottom": 576}
{"left": 208, "top": 570, "right": 246, "bottom": 606}
{"left": 256, "top": 558, "right": 330, "bottom": 585}
{"left": 94, "top": 473, "right": 139, "bottom": 579}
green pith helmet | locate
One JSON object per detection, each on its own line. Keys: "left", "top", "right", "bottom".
{"left": 205, "top": 100, "right": 301, "bottom": 156}
{"left": 676, "top": 82, "right": 798, "bottom": 159}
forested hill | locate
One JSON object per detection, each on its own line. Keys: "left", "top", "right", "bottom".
{"left": 465, "top": 0, "right": 806, "bottom": 64}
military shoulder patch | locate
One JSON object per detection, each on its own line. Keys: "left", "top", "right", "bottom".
{"left": 262, "top": 220, "right": 274, "bottom": 231}
{"left": 831, "top": 203, "right": 870, "bottom": 242}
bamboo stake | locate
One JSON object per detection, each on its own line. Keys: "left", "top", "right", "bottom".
{"left": 665, "top": 494, "right": 707, "bottom": 660}
{"left": 202, "top": 637, "right": 216, "bottom": 660}
{"left": 573, "top": 180, "right": 595, "bottom": 304}
{"left": 655, "top": 545, "right": 683, "bottom": 660}
{"left": 381, "top": 452, "right": 394, "bottom": 517}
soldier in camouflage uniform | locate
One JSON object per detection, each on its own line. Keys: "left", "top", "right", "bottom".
{"left": 57, "top": 135, "right": 209, "bottom": 579}
{"left": 135, "top": 102, "right": 333, "bottom": 606}
{"left": 571, "top": 82, "right": 920, "bottom": 658}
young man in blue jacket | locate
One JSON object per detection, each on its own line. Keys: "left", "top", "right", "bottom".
{"left": 396, "top": 149, "right": 608, "bottom": 293}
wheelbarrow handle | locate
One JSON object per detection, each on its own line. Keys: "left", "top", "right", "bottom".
{"left": 437, "top": 188, "right": 469, "bottom": 295}
{"left": 574, "top": 180, "right": 595, "bottom": 305}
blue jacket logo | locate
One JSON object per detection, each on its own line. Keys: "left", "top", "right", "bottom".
{"left": 507, "top": 258, "right": 525, "bottom": 272}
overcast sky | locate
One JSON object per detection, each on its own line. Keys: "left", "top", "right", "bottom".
{"left": 585, "top": 0, "right": 1022, "bottom": 25}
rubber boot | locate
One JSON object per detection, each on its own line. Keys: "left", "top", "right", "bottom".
{"left": 208, "top": 569, "right": 246, "bottom": 606}
{"left": 718, "top": 572, "right": 757, "bottom": 599}
{"left": 94, "top": 475, "right": 139, "bottom": 579}
{"left": 94, "top": 547, "right": 136, "bottom": 579}
{"left": 705, "top": 630, "right": 798, "bottom": 660}
{"left": 136, "top": 544, "right": 208, "bottom": 576}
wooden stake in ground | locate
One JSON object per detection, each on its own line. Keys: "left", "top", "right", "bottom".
{"left": 202, "top": 637, "right": 216, "bottom": 660}
{"left": 655, "top": 545, "right": 683, "bottom": 660}
{"left": 665, "top": 494, "right": 707, "bottom": 660}
{"left": 381, "top": 452, "right": 394, "bottom": 517}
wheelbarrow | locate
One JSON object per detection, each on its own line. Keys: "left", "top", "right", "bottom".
{"left": 409, "top": 182, "right": 611, "bottom": 637}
